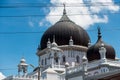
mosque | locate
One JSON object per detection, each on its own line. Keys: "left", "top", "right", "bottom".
{"left": 3, "top": 6, "right": 120, "bottom": 80}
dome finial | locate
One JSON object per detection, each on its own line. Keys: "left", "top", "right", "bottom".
{"left": 47, "top": 38, "right": 51, "bottom": 48}
{"left": 63, "top": 3, "right": 66, "bottom": 15}
{"left": 97, "top": 26, "right": 101, "bottom": 39}
{"left": 99, "top": 43, "right": 106, "bottom": 61}
{"left": 18, "top": 57, "right": 28, "bottom": 76}
{"left": 69, "top": 36, "right": 73, "bottom": 45}
{"left": 52, "top": 35, "right": 58, "bottom": 47}
{"left": 88, "top": 40, "right": 91, "bottom": 48}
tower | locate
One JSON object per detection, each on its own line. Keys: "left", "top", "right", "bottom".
{"left": 18, "top": 57, "right": 28, "bottom": 76}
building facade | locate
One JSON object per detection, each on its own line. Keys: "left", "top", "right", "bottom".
{"left": 3, "top": 6, "right": 120, "bottom": 80}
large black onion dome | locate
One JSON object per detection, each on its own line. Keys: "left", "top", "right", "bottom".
{"left": 40, "top": 6, "right": 90, "bottom": 50}
{"left": 87, "top": 28, "right": 115, "bottom": 61}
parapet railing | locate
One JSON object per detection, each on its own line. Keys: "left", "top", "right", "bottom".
{"left": 66, "top": 65, "right": 83, "bottom": 74}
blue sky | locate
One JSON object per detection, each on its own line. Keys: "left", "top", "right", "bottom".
{"left": 0, "top": 0, "right": 120, "bottom": 77}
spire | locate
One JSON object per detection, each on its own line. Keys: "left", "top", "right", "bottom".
{"left": 82, "top": 54, "right": 88, "bottom": 74}
{"left": 59, "top": 3, "right": 70, "bottom": 21}
{"left": 47, "top": 38, "right": 51, "bottom": 48}
{"left": 88, "top": 40, "right": 91, "bottom": 48}
{"left": 98, "top": 27, "right": 102, "bottom": 39}
{"left": 18, "top": 57, "right": 28, "bottom": 76}
{"left": 63, "top": 3, "right": 66, "bottom": 15}
{"left": 20, "top": 57, "right": 26, "bottom": 63}
{"left": 69, "top": 36, "right": 73, "bottom": 45}
{"left": 99, "top": 43, "right": 106, "bottom": 61}
{"left": 52, "top": 35, "right": 58, "bottom": 47}
{"left": 47, "top": 38, "right": 50, "bottom": 43}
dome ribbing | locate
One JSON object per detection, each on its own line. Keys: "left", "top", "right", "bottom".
{"left": 40, "top": 6, "right": 90, "bottom": 50}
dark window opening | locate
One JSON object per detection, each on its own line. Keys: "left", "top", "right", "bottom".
{"left": 63, "top": 56, "right": 66, "bottom": 63}
{"left": 54, "top": 53, "right": 58, "bottom": 63}
{"left": 55, "top": 57, "right": 58, "bottom": 63}
{"left": 45, "top": 58, "right": 47, "bottom": 65}
{"left": 41, "top": 59, "right": 44, "bottom": 65}
{"left": 76, "top": 56, "right": 80, "bottom": 63}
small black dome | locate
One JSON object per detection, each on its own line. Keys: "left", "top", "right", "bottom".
{"left": 87, "top": 28, "right": 115, "bottom": 61}
{"left": 40, "top": 8, "right": 90, "bottom": 50}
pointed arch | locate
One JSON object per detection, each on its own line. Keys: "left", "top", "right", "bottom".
{"left": 62, "top": 55, "right": 66, "bottom": 63}
{"left": 54, "top": 53, "right": 58, "bottom": 63}
{"left": 76, "top": 55, "right": 80, "bottom": 63}
{"left": 41, "top": 59, "right": 44, "bottom": 65}
{"left": 45, "top": 58, "right": 47, "bottom": 65}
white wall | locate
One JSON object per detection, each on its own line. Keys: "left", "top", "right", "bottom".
{"left": 40, "top": 49, "right": 86, "bottom": 68}
{"left": 68, "top": 76, "right": 83, "bottom": 80}
{"left": 87, "top": 67, "right": 109, "bottom": 76}
{"left": 47, "top": 73, "right": 59, "bottom": 80}
{"left": 60, "top": 50, "right": 85, "bottom": 66}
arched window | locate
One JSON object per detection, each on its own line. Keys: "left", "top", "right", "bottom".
{"left": 62, "top": 55, "right": 66, "bottom": 63}
{"left": 71, "top": 51, "right": 72, "bottom": 57}
{"left": 41, "top": 59, "right": 44, "bottom": 65}
{"left": 55, "top": 57, "right": 58, "bottom": 63}
{"left": 54, "top": 53, "right": 57, "bottom": 58}
{"left": 45, "top": 58, "right": 47, "bottom": 65}
{"left": 48, "top": 53, "right": 51, "bottom": 59}
{"left": 68, "top": 51, "right": 70, "bottom": 57}
{"left": 76, "top": 56, "right": 80, "bottom": 63}
{"left": 73, "top": 51, "right": 75, "bottom": 57}
{"left": 54, "top": 53, "right": 58, "bottom": 63}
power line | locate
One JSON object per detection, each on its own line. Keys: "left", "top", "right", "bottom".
{"left": 0, "top": 31, "right": 45, "bottom": 34}
{"left": 0, "top": 67, "right": 34, "bottom": 71}
{"left": 0, "top": 68, "right": 17, "bottom": 71}
{"left": 0, "top": 28, "right": 120, "bottom": 35}
{"left": 0, "top": 4, "right": 119, "bottom": 8}
{"left": 0, "top": 2, "right": 120, "bottom": 4}
{"left": 1, "top": 1, "right": 120, "bottom": 4}
{"left": 0, "top": 12, "right": 120, "bottom": 17}
{"left": 0, "top": 2, "right": 120, "bottom": 8}
{"left": 0, "top": 2, "right": 119, "bottom": 17}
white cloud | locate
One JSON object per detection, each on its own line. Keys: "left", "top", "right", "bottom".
{"left": 39, "top": 19, "right": 51, "bottom": 27}
{"left": 28, "top": 21, "right": 34, "bottom": 27}
{"left": 44, "top": 0, "right": 119, "bottom": 29}
{"left": 28, "top": 17, "right": 34, "bottom": 27}
{"left": 0, "top": 72, "right": 5, "bottom": 79}
{"left": 89, "top": 0, "right": 119, "bottom": 13}
{"left": 39, "top": 21, "right": 44, "bottom": 26}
